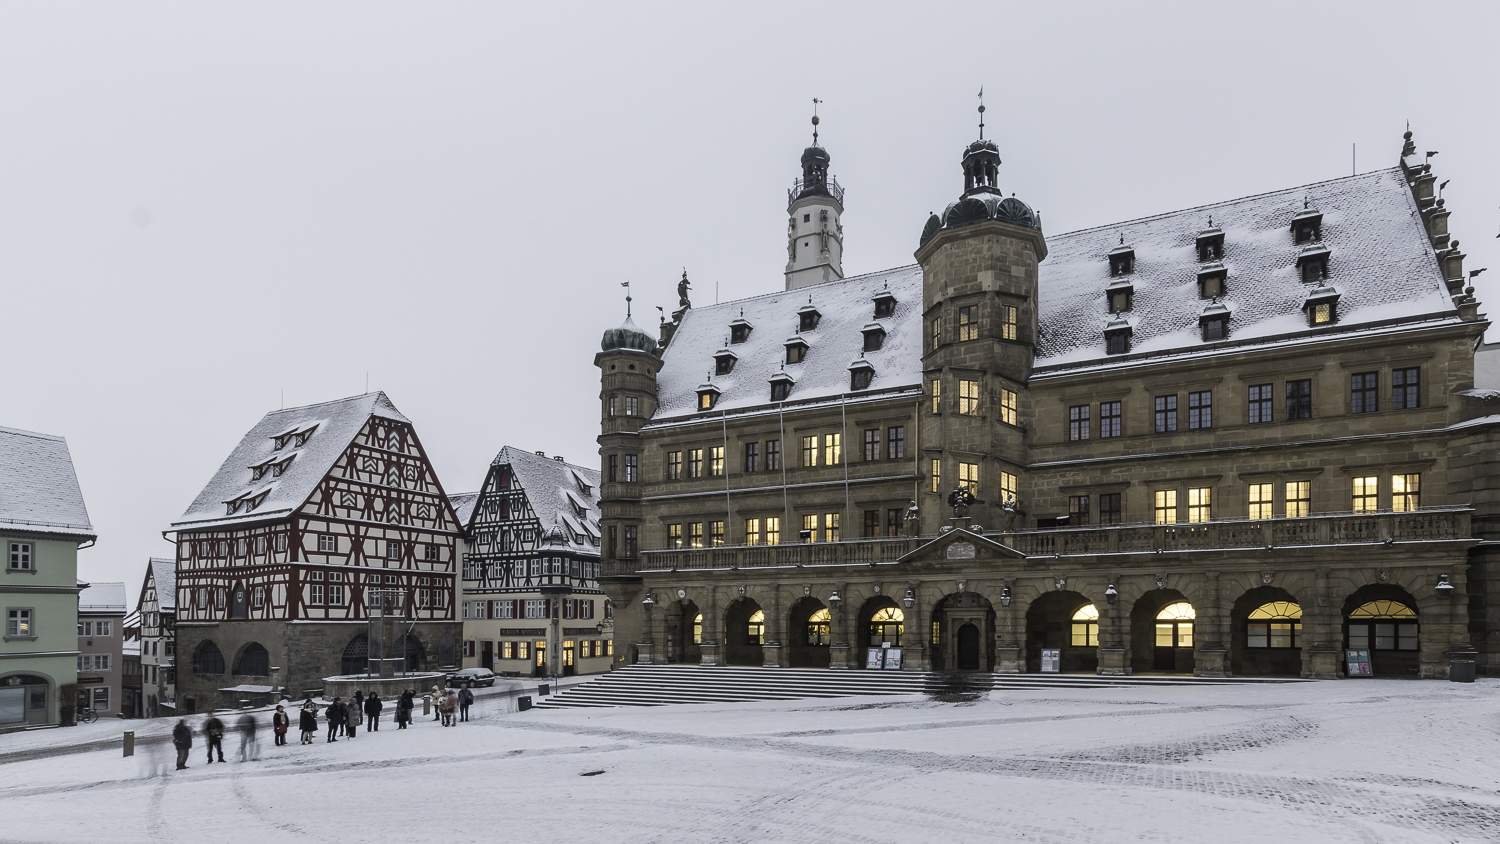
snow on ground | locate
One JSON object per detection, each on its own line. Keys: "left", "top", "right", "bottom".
{"left": 3, "top": 678, "right": 1499, "bottom": 844}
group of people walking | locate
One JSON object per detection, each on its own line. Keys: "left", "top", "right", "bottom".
{"left": 169, "top": 684, "right": 478, "bottom": 769}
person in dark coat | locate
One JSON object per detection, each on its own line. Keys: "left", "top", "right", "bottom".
{"left": 203, "top": 715, "right": 226, "bottom": 763}
{"left": 172, "top": 718, "right": 192, "bottom": 770}
{"left": 364, "top": 692, "right": 382, "bottom": 731}
{"left": 299, "top": 702, "right": 318, "bottom": 744}
{"left": 237, "top": 714, "right": 260, "bottom": 761}
{"left": 395, "top": 690, "right": 414, "bottom": 729}
{"left": 458, "top": 684, "right": 474, "bottom": 722}
{"left": 272, "top": 705, "right": 290, "bottom": 746}
{"left": 326, "top": 697, "right": 345, "bottom": 742}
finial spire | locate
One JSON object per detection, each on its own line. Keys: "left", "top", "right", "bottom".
{"left": 620, "top": 280, "right": 632, "bottom": 317}
{"left": 977, "top": 87, "right": 986, "bottom": 140}
{"left": 811, "top": 98, "right": 821, "bottom": 145}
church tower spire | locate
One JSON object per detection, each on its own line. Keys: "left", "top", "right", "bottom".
{"left": 784, "top": 100, "right": 845, "bottom": 290}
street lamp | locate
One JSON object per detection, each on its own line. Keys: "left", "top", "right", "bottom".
{"left": 999, "top": 585, "right": 1011, "bottom": 607}
{"left": 1105, "top": 583, "right": 1118, "bottom": 605}
{"left": 1435, "top": 574, "right": 1455, "bottom": 598}
{"left": 902, "top": 589, "right": 915, "bottom": 609}
{"left": 828, "top": 591, "right": 841, "bottom": 613}
{"left": 641, "top": 593, "right": 655, "bottom": 609}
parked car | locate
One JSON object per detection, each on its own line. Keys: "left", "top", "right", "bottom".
{"left": 446, "top": 668, "right": 496, "bottom": 688}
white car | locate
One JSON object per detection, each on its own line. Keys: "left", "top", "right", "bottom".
{"left": 446, "top": 668, "right": 496, "bottom": 688}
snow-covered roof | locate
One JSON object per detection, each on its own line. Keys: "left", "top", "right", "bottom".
{"left": 1033, "top": 167, "right": 1456, "bottom": 373}
{"left": 79, "top": 582, "right": 127, "bottom": 613}
{"left": 448, "top": 491, "right": 480, "bottom": 530}
{"left": 491, "top": 447, "right": 600, "bottom": 554}
{"left": 173, "top": 392, "right": 410, "bottom": 530}
{"left": 653, "top": 265, "right": 924, "bottom": 420}
{"left": 139, "top": 557, "right": 177, "bottom": 612}
{"left": 0, "top": 425, "right": 94, "bottom": 538}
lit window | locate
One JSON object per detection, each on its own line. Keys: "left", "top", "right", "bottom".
{"left": 958, "top": 306, "right": 979, "bottom": 341}
{"left": 869, "top": 606, "right": 904, "bottom": 646}
{"left": 1311, "top": 302, "right": 1332, "bottom": 324}
{"left": 1246, "top": 602, "right": 1302, "bottom": 648}
{"left": 747, "top": 610, "right": 765, "bottom": 645}
{"left": 1070, "top": 604, "right": 1099, "bottom": 646}
{"left": 1153, "top": 490, "right": 1177, "bottom": 524}
{"left": 958, "top": 380, "right": 980, "bottom": 415}
{"left": 1393, "top": 473, "right": 1420, "bottom": 512}
{"left": 1347, "top": 601, "right": 1418, "bottom": 652}
{"left": 802, "top": 514, "right": 819, "bottom": 542}
{"left": 745, "top": 518, "right": 761, "bottom": 545}
{"left": 929, "top": 318, "right": 942, "bottom": 350}
{"left": 823, "top": 433, "right": 841, "bottom": 466}
{"left": 802, "top": 436, "right": 817, "bottom": 467}
{"left": 930, "top": 459, "right": 942, "bottom": 494}
{"left": 668, "top": 452, "right": 682, "bottom": 480}
{"left": 1155, "top": 602, "right": 1195, "bottom": 650}
{"left": 807, "top": 608, "right": 830, "bottom": 645}
{"left": 698, "top": 391, "right": 717, "bottom": 411}
{"left": 688, "top": 523, "right": 703, "bottom": 549}
{"left": 1248, "top": 484, "right": 1273, "bottom": 520}
{"left": 709, "top": 521, "right": 725, "bottom": 547}
{"left": 930, "top": 379, "right": 942, "bottom": 414}
{"left": 958, "top": 462, "right": 979, "bottom": 495}
{"left": 1068, "top": 496, "right": 1089, "bottom": 526}
{"left": 764, "top": 517, "right": 781, "bottom": 545}
{"left": 824, "top": 513, "right": 840, "bottom": 543}
{"left": 709, "top": 446, "right": 724, "bottom": 477}
{"left": 1352, "top": 476, "right": 1378, "bottom": 512}
{"left": 667, "top": 524, "right": 683, "bottom": 549}
{"left": 1001, "top": 305, "right": 1018, "bottom": 341}
{"left": 1000, "top": 471, "right": 1017, "bottom": 505}
{"left": 689, "top": 449, "right": 703, "bottom": 478}
{"left": 693, "top": 614, "right": 704, "bottom": 645}
{"left": 1001, "top": 389, "right": 1018, "bottom": 426}
{"left": 1286, "top": 481, "right": 1311, "bottom": 517}
{"left": 6, "top": 609, "right": 32, "bottom": 637}
{"left": 1187, "top": 487, "right": 1211, "bottom": 523}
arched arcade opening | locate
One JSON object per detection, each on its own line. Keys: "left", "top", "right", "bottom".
{"left": 1025, "top": 591, "right": 1096, "bottom": 674}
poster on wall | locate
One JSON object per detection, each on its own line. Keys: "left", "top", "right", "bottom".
{"left": 1041, "top": 649, "right": 1061, "bottom": 674}
{"left": 1345, "top": 649, "right": 1373, "bottom": 676}
{"left": 866, "top": 648, "right": 884, "bottom": 670}
{"left": 884, "top": 648, "right": 903, "bottom": 670}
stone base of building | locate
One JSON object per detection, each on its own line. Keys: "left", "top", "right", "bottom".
{"left": 1194, "top": 649, "right": 1228, "bottom": 678}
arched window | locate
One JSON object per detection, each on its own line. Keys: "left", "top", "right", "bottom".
{"left": 341, "top": 635, "right": 368, "bottom": 675}
{"left": 747, "top": 610, "right": 764, "bottom": 646}
{"left": 807, "top": 608, "right": 830, "bottom": 646}
{"left": 194, "top": 641, "right": 225, "bottom": 675}
{"left": 692, "top": 613, "right": 703, "bottom": 645}
{"left": 234, "top": 643, "right": 269, "bottom": 676}
{"left": 1348, "top": 601, "right": 1418, "bottom": 652}
{"left": 869, "top": 606, "right": 904, "bottom": 647}
{"left": 1071, "top": 604, "right": 1099, "bottom": 647}
{"left": 1155, "top": 602, "right": 1195, "bottom": 649}
{"left": 1247, "top": 602, "right": 1302, "bottom": 648}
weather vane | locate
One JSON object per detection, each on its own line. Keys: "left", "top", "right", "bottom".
{"left": 620, "top": 280, "right": 632, "bottom": 317}
{"left": 812, "top": 98, "right": 821, "bottom": 144}
{"left": 977, "top": 87, "right": 986, "bottom": 139}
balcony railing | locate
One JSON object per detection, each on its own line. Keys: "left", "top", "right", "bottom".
{"left": 606, "top": 508, "right": 1472, "bottom": 576}
{"left": 788, "top": 175, "right": 844, "bottom": 206}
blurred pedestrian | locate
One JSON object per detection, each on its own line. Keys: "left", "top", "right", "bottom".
{"left": 350, "top": 691, "right": 364, "bottom": 736}
{"left": 365, "top": 692, "right": 382, "bottom": 731}
{"left": 395, "top": 690, "right": 413, "bottom": 729}
{"left": 458, "top": 684, "right": 474, "bottom": 722}
{"left": 326, "top": 697, "right": 345, "bottom": 742}
{"left": 299, "top": 701, "right": 318, "bottom": 744}
{"left": 272, "top": 705, "right": 290, "bottom": 746}
{"left": 439, "top": 689, "right": 457, "bottom": 727}
{"left": 172, "top": 718, "right": 192, "bottom": 770}
{"left": 430, "top": 684, "right": 443, "bottom": 721}
{"left": 204, "top": 715, "right": 226, "bottom": 764}
{"left": 237, "top": 714, "right": 260, "bottom": 761}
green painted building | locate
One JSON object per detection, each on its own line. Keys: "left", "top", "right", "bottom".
{"left": 1, "top": 425, "right": 96, "bottom": 730}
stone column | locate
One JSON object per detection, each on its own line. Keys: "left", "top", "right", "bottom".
{"left": 829, "top": 581, "right": 851, "bottom": 669}
{"left": 902, "top": 581, "right": 926, "bottom": 672}
{"left": 1194, "top": 571, "right": 1228, "bottom": 678}
{"left": 1427, "top": 566, "right": 1475, "bottom": 680}
{"left": 1097, "top": 581, "right": 1127, "bottom": 676}
{"left": 762, "top": 586, "right": 784, "bottom": 668}
{"left": 994, "top": 581, "right": 1023, "bottom": 674}
{"left": 1305, "top": 568, "right": 1340, "bottom": 679}
{"left": 699, "top": 588, "right": 722, "bottom": 667}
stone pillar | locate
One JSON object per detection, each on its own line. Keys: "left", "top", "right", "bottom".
{"left": 995, "top": 581, "right": 1022, "bottom": 673}
{"left": 903, "top": 581, "right": 927, "bottom": 672}
{"left": 762, "top": 586, "right": 784, "bottom": 668}
{"left": 829, "top": 581, "right": 851, "bottom": 669}
{"left": 1427, "top": 567, "right": 1475, "bottom": 680}
{"left": 1305, "top": 568, "right": 1341, "bottom": 679}
{"left": 1195, "top": 571, "right": 1228, "bottom": 678}
{"left": 699, "top": 588, "right": 722, "bottom": 666}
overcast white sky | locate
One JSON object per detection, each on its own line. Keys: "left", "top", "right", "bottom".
{"left": 3, "top": 2, "right": 1496, "bottom": 591}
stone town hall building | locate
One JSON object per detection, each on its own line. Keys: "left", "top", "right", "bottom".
{"left": 595, "top": 120, "right": 1499, "bottom": 680}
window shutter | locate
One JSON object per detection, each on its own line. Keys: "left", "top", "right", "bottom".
{"left": 486, "top": 600, "right": 494, "bottom": 619}
{"left": 544, "top": 599, "right": 551, "bottom": 618}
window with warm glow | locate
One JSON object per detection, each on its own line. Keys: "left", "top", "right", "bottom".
{"left": 1286, "top": 481, "right": 1311, "bottom": 517}
{"left": 1248, "top": 483, "right": 1273, "bottom": 520}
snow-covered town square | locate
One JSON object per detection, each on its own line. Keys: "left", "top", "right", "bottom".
{"left": 4, "top": 677, "right": 1500, "bottom": 844}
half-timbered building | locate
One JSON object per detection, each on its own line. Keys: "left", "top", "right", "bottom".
{"left": 459, "top": 447, "right": 610, "bottom": 677}
{"left": 135, "top": 558, "right": 176, "bottom": 716}
{"left": 169, "top": 392, "right": 463, "bottom": 711}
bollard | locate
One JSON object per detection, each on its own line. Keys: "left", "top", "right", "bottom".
{"left": 423, "top": 695, "right": 431, "bottom": 716}
{"left": 123, "top": 730, "right": 135, "bottom": 757}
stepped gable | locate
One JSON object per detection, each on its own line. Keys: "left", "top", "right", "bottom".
{"left": 652, "top": 265, "right": 924, "bottom": 420}
{"left": 0, "top": 425, "right": 94, "bottom": 537}
{"left": 1034, "top": 167, "right": 1455, "bottom": 372}
{"left": 494, "top": 446, "right": 601, "bottom": 548}
{"left": 173, "top": 392, "right": 410, "bottom": 530}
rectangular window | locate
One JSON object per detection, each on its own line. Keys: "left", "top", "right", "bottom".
{"left": 608, "top": 396, "right": 618, "bottom": 417}
{"left": 887, "top": 426, "right": 905, "bottom": 459}
{"left": 802, "top": 436, "right": 817, "bottom": 468}
{"left": 824, "top": 434, "right": 841, "bottom": 466}
{"left": 1100, "top": 401, "right": 1122, "bottom": 438}
{"left": 310, "top": 584, "right": 325, "bottom": 605}
{"left": 275, "top": 533, "right": 287, "bottom": 553}
{"left": 1352, "top": 477, "right": 1379, "bottom": 512}
{"left": 623, "top": 526, "right": 637, "bottom": 557}
{"left": 1154, "top": 490, "right": 1178, "bottom": 524}
{"left": 329, "top": 584, "right": 344, "bottom": 606}
{"left": 1392, "top": 473, "right": 1420, "bottom": 512}
{"left": 1286, "top": 379, "right": 1312, "bottom": 420}
{"left": 668, "top": 452, "right": 682, "bottom": 480}
{"left": 802, "top": 514, "right": 819, "bottom": 542}
{"left": 517, "top": 642, "right": 530, "bottom": 661}
{"left": 958, "top": 380, "right": 980, "bottom": 415}
{"left": 864, "top": 510, "right": 880, "bottom": 538}
{"left": 930, "top": 379, "right": 942, "bottom": 414}
{"left": 1351, "top": 372, "right": 1378, "bottom": 413}
{"left": 8, "top": 542, "right": 33, "bottom": 571}
{"left": 386, "top": 541, "right": 401, "bottom": 560}
{"left": 1068, "top": 405, "right": 1090, "bottom": 441}
{"left": 318, "top": 534, "right": 336, "bottom": 553}
{"left": 764, "top": 517, "right": 780, "bottom": 546}
{"left": 957, "top": 305, "right": 979, "bottom": 341}
{"left": 1188, "top": 391, "right": 1212, "bottom": 430}
{"left": 1099, "top": 493, "right": 1122, "bottom": 525}
{"left": 744, "top": 442, "right": 759, "bottom": 473}
{"left": 608, "top": 454, "right": 618, "bottom": 482}
{"left": 708, "top": 447, "right": 724, "bottom": 477}
{"left": 1248, "top": 384, "right": 1273, "bottom": 423}
{"left": 824, "top": 513, "right": 840, "bottom": 543}
{"left": 1001, "top": 390, "right": 1018, "bottom": 426}
{"left": 1000, "top": 471, "right": 1017, "bottom": 505}
{"left": 1286, "top": 481, "right": 1311, "bottom": 517}
{"left": 864, "top": 428, "right": 880, "bottom": 461}
{"left": 930, "top": 459, "right": 942, "bottom": 493}
{"left": 1154, "top": 395, "right": 1178, "bottom": 433}
{"left": 688, "top": 449, "right": 703, "bottom": 478}
{"left": 930, "top": 317, "right": 942, "bottom": 350}
{"left": 1068, "top": 496, "right": 1089, "bottom": 527}
{"left": 1001, "top": 305, "right": 1018, "bottom": 341}
{"left": 745, "top": 518, "right": 761, "bottom": 546}
{"left": 525, "top": 599, "right": 546, "bottom": 619}
{"left": 7, "top": 609, "right": 32, "bottom": 637}
{"left": 625, "top": 396, "right": 639, "bottom": 416}
{"left": 688, "top": 523, "right": 703, "bottom": 549}
{"left": 1187, "top": 488, "right": 1211, "bottom": 523}
{"left": 1249, "top": 483, "right": 1273, "bottom": 520}
{"left": 958, "top": 462, "right": 979, "bottom": 495}
{"left": 252, "top": 587, "right": 264, "bottom": 609}
{"left": 885, "top": 508, "right": 903, "bottom": 537}
{"left": 667, "top": 524, "right": 683, "bottom": 549}
{"left": 1392, "top": 368, "right": 1420, "bottom": 409}
{"left": 765, "top": 440, "right": 781, "bottom": 471}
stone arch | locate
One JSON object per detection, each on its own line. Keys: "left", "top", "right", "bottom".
{"left": 1229, "top": 585, "right": 1303, "bottom": 677}
{"left": 723, "top": 597, "right": 764, "bottom": 666}
{"left": 855, "top": 595, "right": 906, "bottom": 668}
{"left": 1024, "top": 590, "right": 1095, "bottom": 674}
{"left": 1341, "top": 583, "right": 1421, "bottom": 676}
{"left": 232, "top": 642, "right": 270, "bottom": 677}
{"left": 341, "top": 634, "right": 369, "bottom": 675}
{"left": 786, "top": 596, "right": 830, "bottom": 668}
{"left": 1130, "top": 589, "right": 1195, "bottom": 674}
{"left": 931, "top": 590, "right": 995, "bottom": 673}
{"left": 666, "top": 599, "right": 702, "bottom": 664}
{"left": 193, "top": 640, "right": 225, "bottom": 675}
{"left": 0, "top": 671, "right": 54, "bottom": 728}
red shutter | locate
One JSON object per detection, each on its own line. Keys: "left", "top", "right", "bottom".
{"left": 486, "top": 600, "right": 494, "bottom": 619}
{"left": 544, "top": 599, "right": 551, "bottom": 618}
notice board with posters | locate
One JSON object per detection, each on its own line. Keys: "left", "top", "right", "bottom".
{"left": 1041, "top": 649, "right": 1061, "bottom": 673}
{"left": 1345, "top": 649, "right": 1373, "bottom": 676}
{"left": 866, "top": 648, "right": 884, "bottom": 669}
{"left": 883, "top": 648, "right": 903, "bottom": 670}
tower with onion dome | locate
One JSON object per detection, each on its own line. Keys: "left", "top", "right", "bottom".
{"left": 784, "top": 102, "right": 845, "bottom": 290}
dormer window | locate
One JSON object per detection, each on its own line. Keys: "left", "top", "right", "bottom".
{"left": 1199, "top": 301, "right": 1231, "bottom": 341}
{"left": 246, "top": 490, "right": 269, "bottom": 511}
{"left": 729, "top": 318, "right": 752, "bottom": 344}
{"left": 1291, "top": 207, "right": 1323, "bottom": 244}
{"left": 272, "top": 455, "right": 294, "bottom": 477}
{"left": 770, "top": 372, "right": 794, "bottom": 403}
{"left": 294, "top": 425, "right": 317, "bottom": 447}
{"left": 1196, "top": 227, "right": 1225, "bottom": 262}
{"left": 785, "top": 337, "right": 808, "bottom": 365}
{"left": 251, "top": 460, "right": 272, "bottom": 482}
{"left": 1104, "top": 317, "right": 1132, "bottom": 355}
{"left": 1297, "top": 244, "right": 1331, "bottom": 283}
{"left": 1303, "top": 284, "right": 1340, "bottom": 327}
{"left": 1108, "top": 243, "right": 1135, "bottom": 276}
{"left": 1198, "top": 262, "right": 1228, "bottom": 299}
{"left": 873, "top": 291, "right": 897, "bottom": 319}
{"left": 798, "top": 304, "right": 821, "bottom": 332}
{"left": 849, "top": 359, "right": 874, "bottom": 391}
{"left": 697, "top": 383, "right": 720, "bottom": 412}
{"left": 862, "top": 324, "right": 886, "bottom": 352}
{"left": 714, "top": 349, "right": 737, "bottom": 376}
{"left": 1106, "top": 280, "right": 1134, "bottom": 314}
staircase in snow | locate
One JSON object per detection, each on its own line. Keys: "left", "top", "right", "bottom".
{"left": 531, "top": 665, "right": 1307, "bottom": 710}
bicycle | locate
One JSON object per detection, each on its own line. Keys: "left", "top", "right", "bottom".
{"left": 76, "top": 707, "right": 99, "bottom": 724}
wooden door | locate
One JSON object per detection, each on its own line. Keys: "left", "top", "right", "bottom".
{"left": 956, "top": 623, "right": 981, "bottom": 670}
